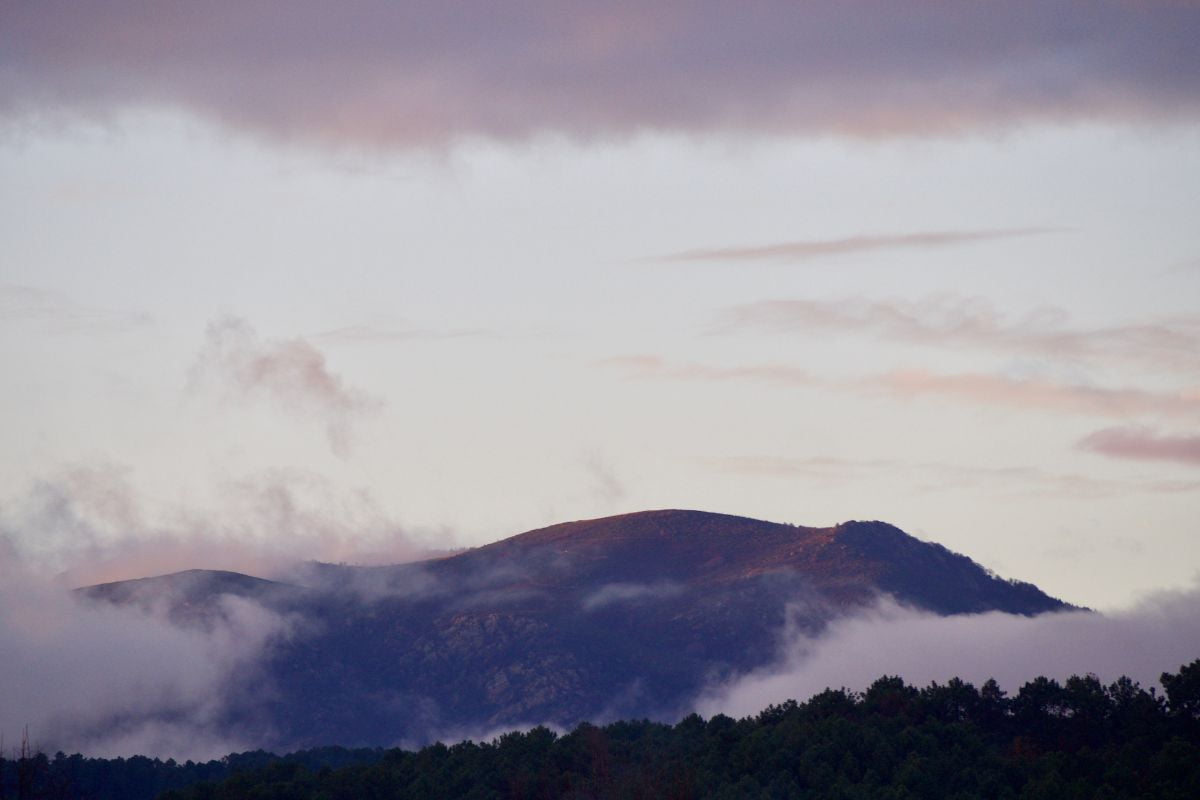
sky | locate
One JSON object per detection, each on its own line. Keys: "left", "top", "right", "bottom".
{"left": 2, "top": 1, "right": 1199, "bottom": 612}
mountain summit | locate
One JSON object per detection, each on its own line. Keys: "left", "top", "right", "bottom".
{"left": 81, "top": 510, "right": 1071, "bottom": 750}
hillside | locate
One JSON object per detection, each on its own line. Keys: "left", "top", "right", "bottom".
{"left": 79, "top": 510, "right": 1072, "bottom": 750}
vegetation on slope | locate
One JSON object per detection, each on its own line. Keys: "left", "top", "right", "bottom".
{"left": 3, "top": 660, "right": 1197, "bottom": 799}
{"left": 79, "top": 511, "right": 1073, "bottom": 749}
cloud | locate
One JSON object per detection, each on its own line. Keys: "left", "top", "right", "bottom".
{"left": 3, "top": 2, "right": 1199, "bottom": 147}
{"left": 0, "top": 564, "right": 293, "bottom": 760}
{"left": 705, "top": 455, "right": 1200, "bottom": 497}
{"left": 870, "top": 369, "right": 1200, "bottom": 420}
{"left": 190, "top": 317, "right": 382, "bottom": 457}
{"left": 313, "top": 324, "right": 489, "bottom": 345}
{"left": 597, "top": 355, "right": 814, "bottom": 387}
{"left": 600, "top": 354, "right": 1199, "bottom": 422}
{"left": 0, "top": 463, "right": 459, "bottom": 757}
{"left": 0, "top": 463, "right": 439, "bottom": 586}
{"left": 1078, "top": 426, "right": 1200, "bottom": 466}
{"left": 721, "top": 296, "right": 1200, "bottom": 373}
{"left": 580, "top": 452, "right": 627, "bottom": 510}
{"left": 582, "top": 581, "right": 684, "bottom": 611}
{"left": 699, "top": 296, "right": 1200, "bottom": 422}
{"left": 698, "top": 585, "right": 1200, "bottom": 719}
{"left": 656, "top": 229, "right": 1057, "bottom": 264}
{"left": 0, "top": 284, "right": 152, "bottom": 334}
{"left": 1166, "top": 256, "right": 1200, "bottom": 274}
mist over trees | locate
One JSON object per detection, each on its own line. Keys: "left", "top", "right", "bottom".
{"left": 3, "top": 661, "right": 1197, "bottom": 799}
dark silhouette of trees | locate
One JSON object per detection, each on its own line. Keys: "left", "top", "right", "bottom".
{"left": 1162, "top": 659, "right": 1200, "bottom": 719}
{"left": 4, "top": 660, "right": 1199, "bottom": 799}
{"left": 154, "top": 659, "right": 1200, "bottom": 800}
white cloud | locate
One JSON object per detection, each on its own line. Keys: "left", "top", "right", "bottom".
{"left": 699, "top": 586, "right": 1200, "bottom": 718}
{"left": 0, "top": 463, "right": 438, "bottom": 586}
{"left": 581, "top": 581, "right": 684, "bottom": 611}
{"left": 0, "top": 566, "right": 293, "bottom": 760}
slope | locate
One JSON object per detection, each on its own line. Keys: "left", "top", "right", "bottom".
{"left": 78, "top": 509, "right": 1072, "bottom": 750}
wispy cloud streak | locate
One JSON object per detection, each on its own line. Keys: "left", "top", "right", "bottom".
{"left": 3, "top": 2, "right": 1199, "bottom": 146}
{"left": 871, "top": 369, "right": 1200, "bottom": 421}
{"left": 598, "top": 355, "right": 814, "bottom": 387}
{"left": 706, "top": 455, "right": 1200, "bottom": 497}
{"left": 582, "top": 581, "right": 684, "bottom": 611}
{"left": 1078, "top": 427, "right": 1200, "bottom": 466}
{"left": 313, "top": 324, "right": 489, "bottom": 344}
{"left": 722, "top": 296, "right": 1200, "bottom": 372}
{"left": 601, "top": 355, "right": 1200, "bottom": 422}
{"left": 0, "top": 284, "right": 152, "bottom": 334}
{"left": 657, "top": 229, "right": 1057, "bottom": 264}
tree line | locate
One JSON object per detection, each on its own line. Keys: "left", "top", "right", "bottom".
{"left": 3, "top": 659, "right": 1198, "bottom": 799}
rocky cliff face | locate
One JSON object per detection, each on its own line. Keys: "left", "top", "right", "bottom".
{"left": 80, "top": 509, "right": 1072, "bottom": 750}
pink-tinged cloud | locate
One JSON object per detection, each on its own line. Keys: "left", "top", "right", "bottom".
{"left": 598, "top": 355, "right": 814, "bottom": 386}
{"left": 191, "top": 317, "right": 381, "bottom": 457}
{"left": 705, "top": 455, "right": 1200, "bottom": 497}
{"left": 658, "top": 229, "right": 1057, "bottom": 263}
{"left": 1078, "top": 427, "right": 1200, "bottom": 466}
{"left": 2, "top": 2, "right": 1199, "bottom": 146}
{"left": 1, "top": 284, "right": 152, "bottom": 334}
{"left": 313, "top": 324, "right": 488, "bottom": 344}
{"left": 600, "top": 354, "right": 1199, "bottom": 422}
{"left": 873, "top": 369, "right": 1200, "bottom": 420}
{"left": 723, "top": 296, "right": 1200, "bottom": 372}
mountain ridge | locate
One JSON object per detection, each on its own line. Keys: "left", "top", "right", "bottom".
{"left": 77, "top": 509, "right": 1074, "bottom": 750}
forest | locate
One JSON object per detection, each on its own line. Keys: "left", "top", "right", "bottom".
{"left": 3, "top": 660, "right": 1198, "bottom": 799}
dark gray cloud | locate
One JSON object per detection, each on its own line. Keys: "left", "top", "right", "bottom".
{"left": 1078, "top": 426, "right": 1200, "bottom": 466}
{"left": 3, "top": 2, "right": 1198, "bottom": 147}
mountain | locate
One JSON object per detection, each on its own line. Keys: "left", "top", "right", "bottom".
{"left": 78, "top": 509, "right": 1072, "bottom": 750}
{"left": 83, "top": 568, "right": 303, "bottom": 627}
